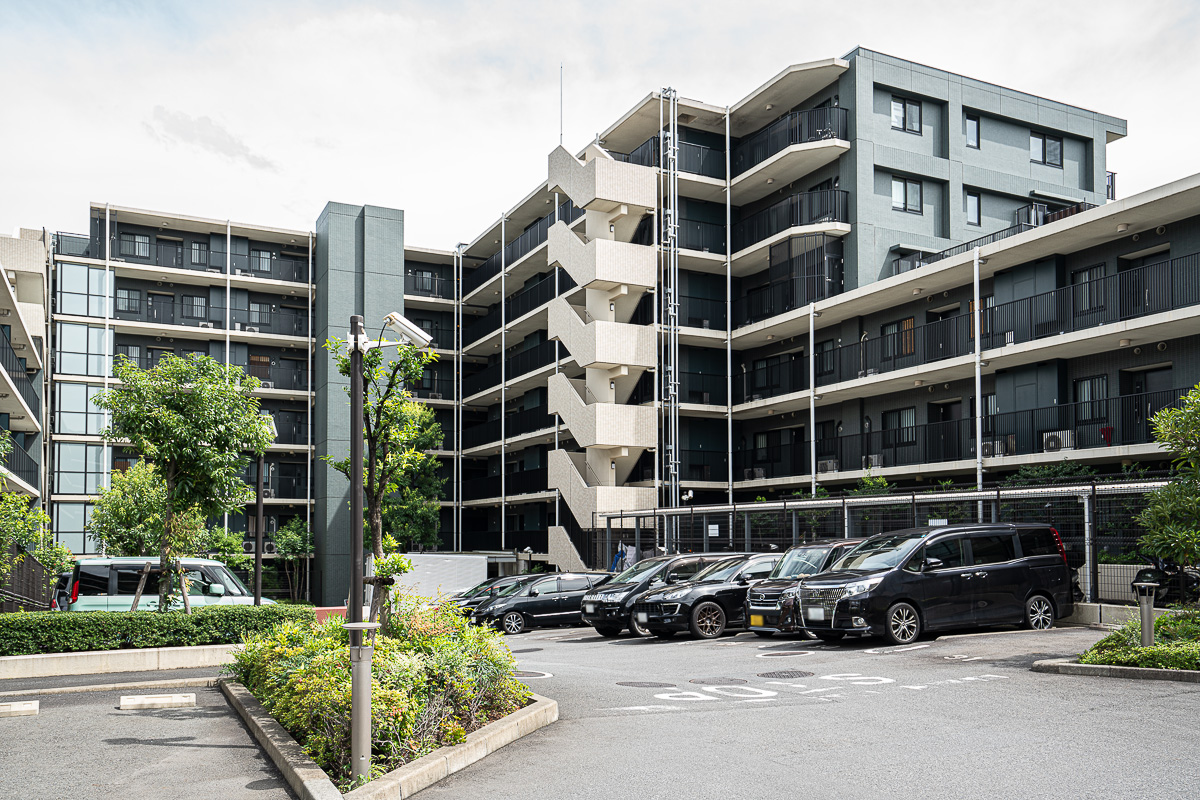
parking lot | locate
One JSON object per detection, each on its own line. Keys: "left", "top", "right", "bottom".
{"left": 422, "top": 625, "right": 1200, "bottom": 800}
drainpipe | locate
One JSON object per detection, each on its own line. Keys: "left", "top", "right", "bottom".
{"left": 724, "top": 106, "right": 733, "bottom": 505}
{"left": 809, "top": 304, "right": 817, "bottom": 496}
{"left": 973, "top": 246, "right": 984, "bottom": 521}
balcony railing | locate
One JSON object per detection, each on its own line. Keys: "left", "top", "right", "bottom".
{"left": 247, "top": 475, "right": 307, "bottom": 500}
{"left": 247, "top": 361, "right": 310, "bottom": 392}
{"left": 68, "top": 292, "right": 312, "bottom": 337}
{"left": 405, "top": 273, "right": 455, "bottom": 300}
{"left": 1014, "top": 201, "right": 1099, "bottom": 228}
{"left": 610, "top": 137, "right": 725, "bottom": 179}
{"left": 679, "top": 220, "right": 726, "bottom": 254}
{"left": 231, "top": 307, "right": 309, "bottom": 337}
{"left": 269, "top": 420, "right": 310, "bottom": 446}
{"left": 736, "top": 357, "right": 809, "bottom": 403}
{"left": 680, "top": 295, "right": 726, "bottom": 330}
{"left": 3, "top": 434, "right": 38, "bottom": 489}
{"left": 983, "top": 252, "right": 1200, "bottom": 348}
{"left": 412, "top": 376, "right": 454, "bottom": 400}
{"left": 891, "top": 223, "right": 1036, "bottom": 276}
{"left": 681, "top": 371, "right": 727, "bottom": 405}
{"left": 463, "top": 340, "right": 557, "bottom": 397}
{"left": 461, "top": 467, "right": 548, "bottom": 501}
{"left": 0, "top": 334, "right": 39, "bottom": 413}
{"left": 732, "top": 190, "right": 850, "bottom": 252}
{"left": 814, "top": 314, "right": 973, "bottom": 389}
{"left": 732, "top": 271, "right": 840, "bottom": 327}
{"left": 1107, "top": 171, "right": 1117, "bottom": 201}
{"left": 734, "top": 441, "right": 812, "bottom": 482}
{"left": 462, "top": 406, "right": 555, "bottom": 449}
{"left": 55, "top": 233, "right": 96, "bottom": 259}
{"left": 464, "top": 201, "right": 583, "bottom": 296}
{"left": 682, "top": 449, "right": 728, "bottom": 482}
{"left": 731, "top": 107, "right": 849, "bottom": 177}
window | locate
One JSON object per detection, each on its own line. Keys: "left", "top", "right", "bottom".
{"left": 1074, "top": 374, "right": 1108, "bottom": 423}
{"left": 882, "top": 407, "right": 917, "bottom": 445}
{"left": 116, "top": 567, "right": 162, "bottom": 597}
{"left": 890, "top": 96, "right": 921, "bottom": 134}
{"left": 1071, "top": 264, "right": 1105, "bottom": 313}
{"left": 119, "top": 232, "right": 150, "bottom": 258}
{"left": 891, "top": 177, "right": 922, "bottom": 213}
{"left": 531, "top": 578, "right": 559, "bottom": 595}
{"left": 53, "top": 502, "right": 94, "bottom": 555}
{"left": 741, "top": 560, "right": 777, "bottom": 582}
{"left": 249, "top": 302, "right": 270, "bottom": 326}
{"left": 971, "top": 533, "right": 1017, "bottom": 564}
{"left": 181, "top": 295, "right": 207, "bottom": 319}
{"left": 966, "top": 114, "right": 980, "bottom": 149}
{"left": 924, "top": 536, "right": 967, "bottom": 569}
{"left": 249, "top": 354, "right": 271, "bottom": 380}
{"left": 881, "top": 317, "right": 915, "bottom": 360}
{"left": 558, "top": 576, "right": 589, "bottom": 593}
{"left": 74, "top": 564, "right": 110, "bottom": 595}
{"left": 55, "top": 262, "right": 112, "bottom": 317}
{"left": 408, "top": 268, "right": 436, "bottom": 295}
{"left": 191, "top": 242, "right": 209, "bottom": 266}
{"left": 55, "top": 322, "right": 109, "bottom": 377}
{"left": 54, "top": 442, "right": 108, "bottom": 495}
{"left": 966, "top": 192, "right": 981, "bottom": 226}
{"left": 1030, "top": 132, "right": 1063, "bottom": 167}
{"left": 115, "top": 344, "right": 141, "bottom": 367}
{"left": 55, "top": 382, "right": 105, "bottom": 435}
{"left": 665, "top": 559, "right": 704, "bottom": 583}
{"left": 115, "top": 288, "right": 141, "bottom": 313}
{"left": 1019, "top": 528, "right": 1060, "bottom": 558}
{"left": 250, "top": 249, "right": 272, "bottom": 273}
{"left": 982, "top": 392, "right": 998, "bottom": 436}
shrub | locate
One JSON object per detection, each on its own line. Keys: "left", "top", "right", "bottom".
{"left": 1079, "top": 608, "right": 1200, "bottom": 670}
{"left": 0, "top": 604, "right": 315, "bottom": 657}
{"left": 229, "top": 595, "right": 529, "bottom": 791}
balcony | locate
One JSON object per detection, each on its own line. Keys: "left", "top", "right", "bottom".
{"left": 464, "top": 269, "right": 577, "bottom": 347}
{"left": 404, "top": 273, "right": 455, "bottom": 300}
{"left": 3, "top": 434, "right": 38, "bottom": 491}
{"left": 814, "top": 314, "right": 973, "bottom": 389}
{"left": 463, "top": 340, "right": 558, "bottom": 398}
{"left": 415, "top": 321, "right": 455, "bottom": 350}
{"left": 891, "top": 223, "right": 1036, "bottom": 276}
{"left": 0, "top": 334, "right": 39, "bottom": 416}
{"left": 55, "top": 233, "right": 98, "bottom": 259}
{"left": 736, "top": 359, "right": 809, "bottom": 404}
{"left": 680, "top": 295, "right": 726, "bottom": 330}
{"left": 681, "top": 372, "right": 727, "bottom": 405}
{"left": 732, "top": 271, "right": 840, "bottom": 328}
{"left": 1014, "top": 201, "right": 1099, "bottom": 228}
{"left": 983, "top": 252, "right": 1200, "bottom": 348}
{"left": 464, "top": 201, "right": 582, "bottom": 297}
{"left": 231, "top": 307, "right": 309, "bottom": 338}
{"left": 682, "top": 449, "right": 728, "bottom": 483}
{"left": 270, "top": 420, "right": 310, "bottom": 446}
{"left": 731, "top": 107, "right": 849, "bottom": 177}
{"left": 461, "top": 467, "right": 548, "bottom": 501}
{"left": 609, "top": 136, "right": 725, "bottom": 180}
{"left": 679, "top": 219, "right": 726, "bottom": 254}
{"left": 732, "top": 190, "right": 850, "bottom": 253}
{"left": 245, "top": 360, "right": 310, "bottom": 392}
{"left": 734, "top": 442, "right": 812, "bottom": 482}
{"left": 461, "top": 406, "right": 556, "bottom": 449}
{"left": 84, "top": 294, "right": 310, "bottom": 338}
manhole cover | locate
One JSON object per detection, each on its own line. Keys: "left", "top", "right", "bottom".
{"left": 510, "top": 648, "right": 542, "bottom": 654}
{"left": 758, "top": 670, "right": 814, "bottom": 679}
{"left": 514, "top": 671, "right": 546, "bottom": 678}
{"left": 616, "top": 681, "right": 675, "bottom": 688}
{"left": 689, "top": 677, "right": 748, "bottom": 685}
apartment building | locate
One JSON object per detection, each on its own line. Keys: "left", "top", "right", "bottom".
{"left": 0, "top": 229, "right": 49, "bottom": 499}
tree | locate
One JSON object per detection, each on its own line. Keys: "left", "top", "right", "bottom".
{"left": 789, "top": 485, "right": 832, "bottom": 540}
{"left": 88, "top": 461, "right": 205, "bottom": 558}
{"left": 324, "top": 335, "right": 442, "bottom": 617}
{"left": 0, "top": 436, "right": 74, "bottom": 598}
{"left": 1137, "top": 384, "right": 1200, "bottom": 585}
{"left": 273, "top": 516, "right": 314, "bottom": 601}
{"left": 848, "top": 468, "right": 893, "bottom": 537}
{"left": 93, "top": 354, "right": 273, "bottom": 609}
{"left": 378, "top": 401, "right": 445, "bottom": 552}
{"left": 204, "top": 526, "right": 252, "bottom": 571}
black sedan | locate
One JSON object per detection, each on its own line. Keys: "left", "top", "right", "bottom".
{"left": 746, "top": 538, "right": 865, "bottom": 636}
{"left": 634, "top": 553, "right": 780, "bottom": 639}
{"left": 472, "top": 572, "right": 611, "bottom": 634}
{"left": 444, "top": 575, "right": 529, "bottom": 617}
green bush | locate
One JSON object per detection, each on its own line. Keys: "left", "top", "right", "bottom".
{"left": 0, "top": 604, "right": 316, "bottom": 656}
{"left": 1079, "top": 608, "right": 1200, "bottom": 670}
{"left": 229, "top": 595, "right": 529, "bottom": 791}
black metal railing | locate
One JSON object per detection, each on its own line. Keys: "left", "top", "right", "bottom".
{"left": 1107, "top": 171, "right": 1117, "bottom": 201}
{"left": 610, "top": 137, "right": 725, "bottom": 180}
{"left": 3, "top": 434, "right": 38, "bottom": 489}
{"left": 819, "top": 419, "right": 977, "bottom": 473}
{"left": 412, "top": 376, "right": 454, "bottom": 400}
{"left": 814, "top": 314, "right": 973, "bottom": 388}
{"left": 732, "top": 271, "right": 839, "bottom": 327}
{"left": 984, "top": 252, "right": 1200, "bottom": 348}
{"left": 682, "top": 449, "right": 728, "bottom": 482}
{"left": 679, "top": 219, "right": 726, "bottom": 253}
{"left": 731, "top": 107, "right": 849, "bottom": 176}
{"left": 463, "top": 341, "right": 557, "bottom": 397}
{"left": 415, "top": 322, "right": 455, "bottom": 349}
{"left": 736, "top": 357, "right": 810, "bottom": 403}
{"left": 732, "top": 190, "right": 850, "bottom": 252}
{"left": 231, "top": 307, "right": 309, "bottom": 337}
{"left": 734, "top": 441, "right": 812, "bottom": 481}
{"left": 891, "top": 223, "right": 1036, "bottom": 276}
{"left": 462, "top": 406, "right": 556, "bottom": 449}
{"left": 464, "top": 201, "right": 583, "bottom": 296}
{"left": 405, "top": 273, "right": 455, "bottom": 299}
{"left": 269, "top": 420, "right": 310, "bottom": 446}
{"left": 1014, "top": 201, "right": 1098, "bottom": 228}
{"left": 248, "top": 361, "right": 310, "bottom": 391}
{"left": 54, "top": 233, "right": 95, "bottom": 258}
{"left": 1, "top": 542, "right": 51, "bottom": 612}
{"left": 0, "top": 334, "right": 39, "bottom": 413}
{"left": 680, "top": 295, "right": 726, "bottom": 329}
{"left": 461, "top": 467, "right": 548, "bottom": 501}
{"left": 681, "top": 371, "right": 727, "bottom": 405}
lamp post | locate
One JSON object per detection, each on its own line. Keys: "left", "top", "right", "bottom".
{"left": 254, "top": 413, "right": 278, "bottom": 607}
{"left": 346, "top": 311, "right": 432, "bottom": 782}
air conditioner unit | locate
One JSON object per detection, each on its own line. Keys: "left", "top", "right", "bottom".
{"left": 742, "top": 467, "right": 766, "bottom": 480}
{"left": 1042, "top": 430, "right": 1076, "bottom": 453}
{"left": 198, "top": 321, "right": 214, "bottom": 329}
{"left": 263, "top": 541, "right": 277, "bottom": 555}
{"left": 207, "top": 268, "right": 222, "bottom": 274}
{"left": 260, "top": 381, "right": 274, "bottom": 389}
{"left": 981, "top": 440, "right": 1006, "bottom": 458}
{"left": 428, "top": 392, "right": 443, "bottom": 400}
{"left": 242, "top": 541, "right": 255, "bottom": 554}
{"left": 234, "top": 268, "right": 248, "bottom": 275}
{"left": 262, "top": 488, "right": 277, "bottom": 499}
{"left": 862, "top": 454, "right": 884, "bottom": 469}
{"left": 244, "top": 326, "right": 260, "bottom": 333}
{"left": 817, "top": 458, "right": 839, "bottom": 473}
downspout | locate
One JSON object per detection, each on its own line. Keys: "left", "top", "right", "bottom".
{"left": 499, "top": 216, "right": 506, "bottom": 551}
{"left": 809, "top": 304, "right": 817, "bottom": 496}
{"left": 973, "top": 246, "right": 984, "bottom": 521}
{"left": 724, "top": 106, "right": 733, "bottom": 505}
{"left": 305, "top": 230, "right": 313, "bottom": 599}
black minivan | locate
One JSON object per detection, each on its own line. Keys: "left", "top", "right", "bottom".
{"left": 793, "top": 524, "right": 1073, "bottom": 644}
{"left": 472, "top": 572, "right": 611, "bottom": 634}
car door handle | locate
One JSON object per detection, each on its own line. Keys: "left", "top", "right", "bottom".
{"left": 975, "top": 571, "right": 988, "bottom": 578}
{"left": 962, "top": 574, "right": 973, "bottom": 580}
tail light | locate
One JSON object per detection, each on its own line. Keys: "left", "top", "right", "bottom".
{"left": 1050, "top": 527, "right": 1068, "bottom": 567}
{"left": 70, "top": 575, "right": 80, "bottom": 604}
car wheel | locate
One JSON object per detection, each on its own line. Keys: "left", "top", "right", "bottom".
{"left": 653, "top": 629, "right": 676, "bottom": 639}
{"left": 594, "top": 626, "right": 622, "bottom": 638}
{"left": 629, "top": 613, "right": 651, "bottom": 637}
{"left": 753, "top": 630, "right": 775, "bottom": 638}
{"left": 1023, "top": 594, "right": 1054, "bottom": 630}
{"left": 814, "top": 631, "right": 845, "bottom": 642}
{"left": 689, "top": 601, "right": 727, "bottom": 639}
{"left": 501, "top": 612, "right": 526, "bottom": 635}
{"left": 883, "top": 602, "right": 921, "bottom": 645}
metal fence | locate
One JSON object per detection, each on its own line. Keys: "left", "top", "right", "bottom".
{"left": 584, "top": 479, "right": 1168, "bottom": 606}
{"left": 1, "top": 543, "right": 53, "bottom": 612}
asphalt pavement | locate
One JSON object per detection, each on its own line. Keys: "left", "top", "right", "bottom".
{"left": 420, "top": 625, "right": 1200, "bottom": 800}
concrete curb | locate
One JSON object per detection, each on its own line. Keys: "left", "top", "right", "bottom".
{"left": 343, "top": 693, "right": 558, "bottom": 800}
{"left": 219, "top": 679, "right": 343, "bottom": 800}
{"left": 0, "top": 676, "right": 220, "bottom": 699}
{"left": 0, "top": 644, "right": 236, "bottom": 680}
{"left": 1032, "top": 657, "right": 1200, "bottom": 683}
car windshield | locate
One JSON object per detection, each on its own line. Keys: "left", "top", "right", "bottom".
{"left": 460, "top": 579, "right": 497, "bottom": 599}
{"left": 769, "top": 547, "right": 833, "bottom": 579}
{"left": 608, "top": 558, "right": 666, "bottom": 585}
{"left": 832, "top": 535, "right": 925, "bottom": 572}
{"left": 692, "top": 558, "right": 747, "bottom": 582}
{"left": 495, "top": 579, "right": 535, "bottom": 598}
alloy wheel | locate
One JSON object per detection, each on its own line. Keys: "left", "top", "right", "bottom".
{"left": 691, "top": 602, "right": 727, "bottom": 639}
{"left": 1027, "top": 596, "right": 1054, "bottom": 630}
{"left": 502, "top": 612, "right": 525, "bottom": 635}
{"left": 888, "top": 604, "right": 919, "bottom": 643}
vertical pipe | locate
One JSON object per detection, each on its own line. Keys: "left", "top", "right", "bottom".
{"left": 655, "top": 92, "right": 663, "bottom": 511}
{"left": 724, "top": 106, "right": 733, "bottom": 505}
{"left": 225, "top": 222, "right": 232, "bottom": 370}
{"left": 605, "top": 517, "right": 612, "bottom": 570}
{"left": 743, "top": 510, "right": 750, "bottom": 551}
{"left": 702, "top": 513, "right": 709, "bottom": 553}
{"left": 499, "top": 217, "right": 507, "bottom": 551}
{"left": 634, "top": 517, "right": 641, "bottom": 562}
{"left": 973, "top": 247, "right": 983, "bottom": 522}
{"left": 255, "top": 453, "right": 264, "bottom": 605}
{"left": 809, "top": 304, "right": 817, "bottom": 496}
{"left": 305, "top": 231, "right": 313, "bottom": 599}
{"left": 552, "top": 196, "right": 561, "bottom": 536}
{"left": 349, "top": 314, "right": 365, "bottom": 635}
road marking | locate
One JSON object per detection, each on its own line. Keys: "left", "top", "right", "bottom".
{"left": 703, "top": 686, "right": 778, "bottom": 698}
{"left": 654, "top": 690, "right": 720, "bottom": 701}
{"left": 863, "top": 644, "right": 931, "bottom": 654}
{"left": 944, "top": 654, "right": 985, "bottom": 662}
{"left": 818, "top": 673, "right": 895, "bottom": 686}
{"left": 764, "top": 681, "right": 809, "bottom": 688}
{"left": 901, "top": 686, "right": 928, "bottom": 690}
{"left": 515, "top": 671, "right": 554, "bottom": 680}
{"left": 797, "top": 688, "right": 837, "bottom": 694}
{"left": 756, "top": 651, "right": 815, "bottom": 659}
{"left": 603, "top": 705, "right": 682, "bottom": 712}
{"left": 741, "top": 698, "right": 776, "bottom": 703}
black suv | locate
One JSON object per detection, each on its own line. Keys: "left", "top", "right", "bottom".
{"left": 472, "top": 572, "right": 611, "bottom": 635}
{"left": 745, "top": 539, "right": 864, "bottom": 636}
{"left": 445, "top": 575, "right": 529, "bottom": 617}
{"left": 635, "top": 553, "right": 780, "bottom": 639}
{"left": 581, "top": 553, "right": 743, "bottom": 637}
{"left": 796, "top": 524, "right": 1073, "bottom": 644}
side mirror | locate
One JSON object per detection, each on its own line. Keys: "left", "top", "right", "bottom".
{"left": 923, "top": 557, "right": 944, "bottom": 571}
{"left": 209, "top": 583, "right": 226, "bottom": 597}
{"left": 737, "top": 574, "right": 751, "bottom": 585}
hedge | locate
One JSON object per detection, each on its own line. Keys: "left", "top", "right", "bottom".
{"left": 1078, "top": 608, "right": 1200, "bottom": 671}
{"left": 0, "top": 604, "right": 316, "bottom": 657}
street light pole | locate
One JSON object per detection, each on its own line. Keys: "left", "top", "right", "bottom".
{"left": 348, "top": 314, "right": 371, "bottom": 783}
{"left": 254, "top": 451, "right": 264, "bottom": 606}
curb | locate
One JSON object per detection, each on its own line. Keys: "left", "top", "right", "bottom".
{"left": 221, "top": 676, "right": 558, "bottom": 800}
{"left": 1032, "top": 657, "right": 1200, "bottom": 683}
{"left": 0, "top": 644, "right": 236, "bottom": 680}
{"left": 0, "top": 675, "right": 219, "bottom": 698}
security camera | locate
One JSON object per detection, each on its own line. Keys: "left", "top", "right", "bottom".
{"left": 523, "top": 546, "right": 533, "bottom": 554}
{"left": 383, "top": 312, "right": 433, "bottom": 348}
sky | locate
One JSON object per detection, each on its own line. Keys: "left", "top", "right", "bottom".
{"left": 2, "top": 0, "right": 1199, "bottom": 249}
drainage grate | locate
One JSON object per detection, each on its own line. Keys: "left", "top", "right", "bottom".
{"left": 689, "top": 677, "right": 748, "bottom": 685}
{"left": 510, "top": 648, "right": 543, "bottom": 654}
{"left": 758, "top": 670, "right": 814, "bottom": 679}
{"left": 616, "top": 681, "right": 676, "bottom": 688}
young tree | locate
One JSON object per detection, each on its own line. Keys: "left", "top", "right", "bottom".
{"left": 789, "top": 485, "right": 832, "bottom": 539}
{"left": 88, "top": 461, "right": 205, "bottom": 557}
{"left": 273, "top": 516, "right": 314, "bottom": 601}
{"left": 204, "top": 526, "right": 252, "bottom": 571}
{"left": 1137, "top": 384, "right": 1200, "bottom": 591}
{"left": 324, "top": 335, "right": 442, "bottom": 612}
{"left": 0, "top": 436, "right": 74, "bottom": 598}
{"left": 93, "top": 354, "right": 273, "bottom": 609}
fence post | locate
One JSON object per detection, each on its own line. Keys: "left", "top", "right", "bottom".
{"left": 1081, "top": 491, "right": 1096, "bottom": 603}
{"left": 702, "top": 513, "right": 709, "bottom": 553}
{"left": 744, "top": 510, "right": 751, "bottom": 551}
{"left": 634, "top": 517, "right": 641, "bottom": 562}
{"left": 910, "top": 492, "right": 917, "bottom": 528}
{"left": 1088, "top": 485, "right": 1100, "bottom": 603}
{"left": 791, "top": 509, "right": 799, "bottom": 546}
{"left": 605, "top": 518, "right": 612, "bottom": 571}
{"left": 842, "top": 498, "right": 849, "bottom": 538}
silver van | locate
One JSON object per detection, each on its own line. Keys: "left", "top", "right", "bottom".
{"left": 67, "top": 557, "right": 270, "bottom": 611}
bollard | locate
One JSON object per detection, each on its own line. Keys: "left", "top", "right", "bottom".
{"left": 1133, "top": 581, "right": 1158, "bottom": 647}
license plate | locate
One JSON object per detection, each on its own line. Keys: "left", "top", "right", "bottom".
{"left": 805, "top": 607, "right": 825, "bottom": 621}
{"left": 750, "top": 614, "right": 764, "bottom": 627}
{"left": 636, "top": 612, "right": 648, "bottom": 623}
{"left": 585, "top": 603, "right": 595, "bottom": 614}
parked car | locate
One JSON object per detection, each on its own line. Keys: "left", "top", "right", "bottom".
{"left": 50, "top": 571, "right": 73, "bottom": 611}
{"left": 581, "top": 552, "right": 743, "bottom": 637}
{"left": 635, "top": 552, "right": 781, "bottom": 639}
{"left": 472, "top": 572, "right": 612, "bottom": 634}
{"left": 67, "top": 557, "right": 269, "bottom": 611}
{"left": 444, "top": 574, "right": 530, "bottom": 616}
{"left": 794, "top": 524, "right": 1073, "bottom": 644}
{"left": 745, "top": 538, "right": 865, "bottom": 636}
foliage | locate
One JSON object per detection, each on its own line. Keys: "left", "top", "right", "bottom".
{"left": 0, "top": 604, "right": 315, "bottom": 657}
{"left": 1001, "top": 461, "right": 1097, "bottom": 486}
{"left": 1079, "top": 609, "right": 1200, "bottom": 670}
{"left": 204, "top": 526, "right": 252, "bottom": 571}
{"left": 788, "top": 485, "right": 833, "bottom": 538}
{"left": 923, "top": 479, "right": 968, "bottom": 525}
{"left": 230, "top": 595, "right": 529, "bottom": 791}
{"left": 381, "top": 485, "right": 443, "bottom": 552}
{"left": 93, "top": 353, "right": 274, "bottom": 609}
{"left": 1137, "top": 384, "right": 1200, "bottom": 570}
{"left": 849, "top": 469, "right": 891, "bottom": 496}
{"left": 1097, "top": 549, "right": 1147, "bottom": 565}
{"left": 87, "top": 461, "right": 206, "bottom": 558}
{"left": 1149, "top": 384, "right": 1200, "bottom": 474}
{"left": 0, "top": 491, "right": 53, "bottom": 583}
{"left": 273, "top": 517, "right": 314, "bottom": 601}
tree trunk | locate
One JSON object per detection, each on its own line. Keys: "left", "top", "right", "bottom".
{"left": 368, "top": 502, "right": 384, "bottom": 561}
{"left": 160, "top": 496, "right": 173, "bottom": 612}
